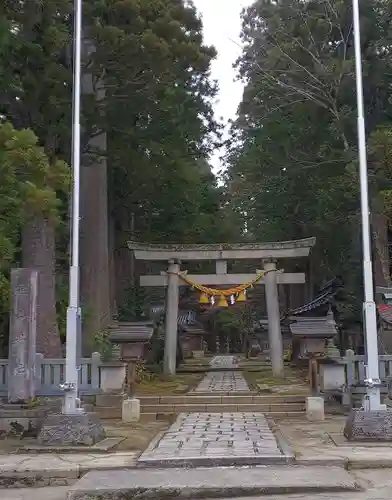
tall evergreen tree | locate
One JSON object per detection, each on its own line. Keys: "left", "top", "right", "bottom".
{"left": 226, "top": 0, "right": 392, "bottom": 311}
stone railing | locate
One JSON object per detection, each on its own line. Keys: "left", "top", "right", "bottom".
{"left": 342, "top": 352, "right": 392, "bottom": 389}
{"left": 314, "top": 351, "right": 392, "bottom": 401}
{"left": 0, "top": 352, "right": 102, "bottom": 396}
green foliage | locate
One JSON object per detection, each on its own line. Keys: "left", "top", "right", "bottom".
{"left": 26, "top": 397, "right": 41, "bottom": 409}
{"left": 92, "top": 330, "right": 113, "bottom": 361}
{"left": 0, "top": 121, "right": 69, "bottom": 346}
{"left": 135, "top": 362, "right": 155, "bottom": 383}
{"left": 207, "top": 304, "right": 260, "bottom": 354}
{"left": 226, "top": 0, "right": 392, "bottom": 300}
{"left": 0, "top": 0, "right": 238, "bottom": 351}
{"left": 87, "top": 0, "right": 237, "bottom": 245}
{"left": 118, "top": 286, "right": 148, "bottom": 321}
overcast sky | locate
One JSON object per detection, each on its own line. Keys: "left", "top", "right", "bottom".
{"left": 193, "top": 0, "right": 254, "bottom": 172}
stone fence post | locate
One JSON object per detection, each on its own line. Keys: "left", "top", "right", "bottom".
{"left": 91, "top": 352, "right": 101, "bottom": 390}
{"left": 344, "top": 349, "right": 356, "bottom": 387}
{"left": 34, "top": 352, "right": 43, "bottom": 393}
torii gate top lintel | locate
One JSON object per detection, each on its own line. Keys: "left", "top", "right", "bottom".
{"left": 127, "top": 237, "right": 316, "bottom": 261}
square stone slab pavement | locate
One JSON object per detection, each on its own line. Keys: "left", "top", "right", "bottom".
{"left": 194, "top": 371, "right": 250, "bottom": 392}
{"left": 137, "top": 412, "right": 293, "bottom": 467}
{"left": 209, "top": 355, "right": 238, "bottom": 368}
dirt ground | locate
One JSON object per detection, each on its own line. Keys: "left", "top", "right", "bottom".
{"left": 243, "top": 364, "right": 310, "bottom": 395}
{"left": 103, "top": 419, "right": 171, "bottom": 451}
{"left": 134, "top": 372, "right": 204, "bottom": 394}
{"left": 0, "top": 418, "right": 171, "bottom": 454}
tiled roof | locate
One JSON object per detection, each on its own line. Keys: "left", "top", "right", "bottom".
{"left": 180, "top": 324, "right": 206, "bottom": 335}
{"left": 149, "top": 305, "right": 196, "bottom": 325}
{"left": 288, "top": 277, "right": 343, "bottom": 316}
{"left": 289, "top": 317, "right": 338, "bottom": 337}
{"left": 289, "top": 289, "right": 335, "bottom": 316}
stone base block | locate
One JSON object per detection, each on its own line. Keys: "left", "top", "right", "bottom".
{"left": 100, "top": 362, "right": 127, "bottom": 393}
{"left": 0, "top": 404, "right": 54, "bottom": 437}
{"left": 122, "top": 398, "right": 140, "bottom": 423}
{"left": 344, "top": 408, "right": 392, "bottom": 441}
{"left": 306, "top": 396, "right": 325, "bottom": 422}
{"left": 38, "top": 412, "right": 105, "bottom": 446}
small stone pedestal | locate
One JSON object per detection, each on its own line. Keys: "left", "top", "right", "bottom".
{"left": 122, "top": 398, "right": 140, "bottom": 423}
{"left": 344, "top": 408, "right": 392, "bottom": 441}
{"left": 306, "top": 396, "right": 325, "bottom": 421}
{"left": 38, "top": 412, "right": 105, "bottom": 446}
{"left": 100, "top": 361, "right": 126, "bottom": 393}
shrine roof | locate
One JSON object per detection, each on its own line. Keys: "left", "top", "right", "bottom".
{"left": 289, "top": 289, "right": 335, "bottom": 316}
{"left": 289, "top": 317, "right": 338, "bottom": 337}
{"left": 128, "top": 238, "right": 316, "bottom": 261}
{"left": 108, "top": 321, "right": 154, "bottom": 343}
{"left": 378, "top": 304, "right": 392, "bottom": 324}
{"left": 150, "top": 305, "right": 197, "bottom": 325}
{"left": 288, "top": 277, "right": 343, "bottom": 316}
{"left": 180, "top": 324, "right": 206, "bottom": 335}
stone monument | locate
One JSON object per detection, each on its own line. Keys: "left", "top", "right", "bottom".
{"left": 0, "top": 269, "right": 54, "bottom": 437}
{"left": 7, "top": 268, "right": 38, "bottom": 403}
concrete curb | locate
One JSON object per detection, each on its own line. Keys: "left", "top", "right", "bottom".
{"left": 66, "top": 465, "right": 362, "bottom": 500}
{"left": 0, "top": 452, "right": 138, "bottom": 489}
{"left": 347, "top": 458, "right": 392, "bottom": 469}
{"left": 136, "top": 454, "right": 292, "bottom": 468}
{"left": 2, "top": 453, "right": 392, "bottom": 489}
{"left": 294, "top": 456, "right": 392, "bottom": 470}
{"left": 295, "top": 456, "right": 348, "bottom": 467}
{"left": 0, "top": 467, "right": 79, "bottom": 489}
{"left": 267, "top": 417, "right": 295, "bottom": 463}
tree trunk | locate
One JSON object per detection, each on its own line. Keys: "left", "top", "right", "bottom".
{"left": 21, "top": 216, "right": 62, "bottom": 357}
{"left": 80, "top": 135, "right": 111, "bottom": 354}
{"left": 372, "top": 207, "right": 390, "bottom": 287}
{"left": 79, "top": 41, "right": 112, "bottom": 355}
{"left": 113, "top": 211, "right": 135, "bottom": 310}
{"left": 108, "top": 214, "right": 117, "bottom": 317}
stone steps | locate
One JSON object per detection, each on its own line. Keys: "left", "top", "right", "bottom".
{"left": 140, "top": 402, "right": 305, "bottom": 413}
{"left": 95, "top": 393, "right": 306, "bottom": 407}
{"left": 95, "top": 405, "right": 305, "bottom": 420}
{"left": 94, "top": 393, "right": 307, "bottom": 420}
{"left": 138, "top": 395, "right": 306, "bottom": 405}
{"left": 96, "top": 407, "right": 170, "bottom": 421}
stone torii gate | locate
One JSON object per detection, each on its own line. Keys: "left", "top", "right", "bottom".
{"left": 128, "top": 238, "right": 316, "bottom": 376}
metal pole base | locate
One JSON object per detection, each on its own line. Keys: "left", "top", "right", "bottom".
{"left": 62, "top": 392, "right": 85, "bottom": 415}
{"left": 344, "top": 407, "right": 392, "bottom": 441}
{"left": 38, "top": 412, "right": 105, "bottom": 446}
{"left": 62, "top": 306, "right": 82, "bottom": 415}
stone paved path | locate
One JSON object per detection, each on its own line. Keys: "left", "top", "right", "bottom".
{"left": 138, "top": 412, "right": 286, "bottom": 466}
{"left": 194, "top": 370, "right": 249, "bottom": 392}
{"left": 209, "top": 355, "right": 238, "bottom": 368}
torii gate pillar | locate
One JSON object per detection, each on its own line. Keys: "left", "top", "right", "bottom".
{"left": 264, "top": 259, "right": 284, "bottom": 377}
{"left": 164, "top": 259, "right": 180, "bottom": 375}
